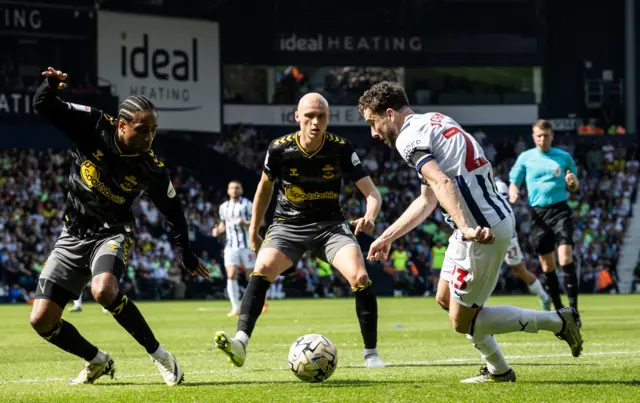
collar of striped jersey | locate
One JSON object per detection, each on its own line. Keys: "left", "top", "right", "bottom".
{"left": 295, "top": 131, "right": 326, "bottom": 158}
{"left": 113, "top": 129, "right": 140, "bottom": 157}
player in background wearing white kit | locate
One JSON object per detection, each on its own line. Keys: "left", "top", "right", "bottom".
{"left": 494, "top": 173, "right": 551, "bottom": 309}
{"left": 212, "top": 181, "right": 266, "bottom": 316}
{"left": 359, "top": 82, "right": 582, "bottom": 383}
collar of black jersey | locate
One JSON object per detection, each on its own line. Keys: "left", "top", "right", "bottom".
{"left": 113, "top": 129, "right": 140, "bottom": 157}
{"left": 295, "top": 131, "right": 326, "bottom": 158}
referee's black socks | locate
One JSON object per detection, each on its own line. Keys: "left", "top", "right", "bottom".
{"left": 106, "top": 293, "right": 160, "bottom": 354}
{"left": 37, "top": 319, "right": 99, "bottom": 361}
{"left": 561, "top": 262, "right": 579, "bottom": 311}
{"left": 542, "top": 270, "right": 564, "bottom": 310}
{"left": 353, "top": 280, "right": 378, "bottom": 350}
{"left": 237, "top": 274, "right": 271, "bottom": 338}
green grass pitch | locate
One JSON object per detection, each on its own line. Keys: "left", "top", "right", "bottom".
{"left": 1, "top": 295, "right": 639, "bottom": 402}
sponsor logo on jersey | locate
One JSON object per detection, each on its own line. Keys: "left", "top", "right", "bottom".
{"left": 80, "top": 160, "right": 125, "bottom": 204}
{"left": 402, "top": 139, "right": 422, "bottom": 163}
{"left": 284, "top": 185, "right": 338, "bottom": 203}
{"left": 289, "top": 168, "right": 299, "bottom": 176}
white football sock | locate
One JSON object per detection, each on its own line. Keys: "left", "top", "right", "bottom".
{"left": 150, "top": 345, "right": 168, "bottom": 360}
{"left": 364, "top": 347, "right": 379, "bottom": 358}
{"left": 276, "top": 283, "right": 283, "bottom": 297}
{"left": 466, "top": 334, "right": 510, "bottom": 375}
{"left": 227, "top": 279, "right": 239, "bottom": 311}
{"left": 528, "top": 278, "right": 550, "bottom": 301}
{"left": 74, "top": 296, "right": 82, "bottom": 308}
{"left": 474, "top": 306, "right": 563, "bottom": 336}
{"left": 233, "top": 280, "right": 241, "bottom": 304}
{"left": 235, "top": 330, "right": 249, "bottom": 347}
{"left": 89, "top": 349, "right": 107, "bottom": 364}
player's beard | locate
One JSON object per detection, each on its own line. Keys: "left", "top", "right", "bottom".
{"left": 384, "top": 131, "right": 399, "bottom": 149}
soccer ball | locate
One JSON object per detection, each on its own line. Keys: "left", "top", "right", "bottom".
{"left": 288, "top": 334, "right": 338, "bottom": 383}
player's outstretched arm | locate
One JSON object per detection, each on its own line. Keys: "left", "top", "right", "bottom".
{"left": 368, "top": 185, "right": 437, "bottom": 261}
{"left": 148, "top": 178, "right": 209, "bottom": 278}
{"left": 33, "top": 67, "right": 102, "bottom": 141}
{"left": 249, "top": 173, "right": 275, "bottom": 252}
{"left": 419, "top": 160, "right": 494, "bottom": 244}
{"left": 351, "top": 176, "right": 382, "bottom": 235}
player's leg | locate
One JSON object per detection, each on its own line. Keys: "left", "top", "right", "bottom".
{"left": 325, "top": 223, "right": 383, "bottom": 368}
{"left": 214, "top": 225, "right": 301, "bottom": 367}
{"left": 242, "top": 248, "right": 269, "bottom": 312}
{"left": 553, "top": 205, "right": 578, "bottom": 311}
{"left": 90, "top": 234, "right": 182, "bottom": 386}
{"left": 436, "top": 278, "right": 451, "bottom": 311}
{"left": 447, "top": 219, "right": 582, "bottom": 383}
{"left": 509, "top": 262, "right": 550, "bottom": 309}
{"left": 31, "top": 252, "right": 115, "bottom": 384}
{"left": 224, "top": 248, "right": 241, "bottom": 316}
{"left": 531, "top": 213, "right": 564, "bottom": 309}
{"left": 505, "top": 238, "right": 550, "bottom": 309}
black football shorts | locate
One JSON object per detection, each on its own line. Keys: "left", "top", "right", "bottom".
{"left": 261, "top": 220, "right": 359, "bottom": 267}
{"left": 529, "top": 201, "right": 574, "bottom": 255}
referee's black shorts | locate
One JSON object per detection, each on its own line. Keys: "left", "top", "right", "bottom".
{"left": 530, "top": 201, "right": 574, "bottom": 255}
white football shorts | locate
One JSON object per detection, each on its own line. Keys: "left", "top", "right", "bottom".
{"left": 440, "top": 215, "right": 514, "bottom": 308}
{"left": 223, "top": 247, "right": 256, "bottom": 270}
{"left": 503, "top": 235, "right": 524, "bottom": 266}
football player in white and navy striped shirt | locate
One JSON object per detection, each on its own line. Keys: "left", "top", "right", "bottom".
{"left": 494, "top": 174, "right": 550, "bottom": 309}
{"left": 359, "top": 81, "right": 582, "bottom": 383}
{"left": 212, "top": 181, "right": 257, "bottom": 316}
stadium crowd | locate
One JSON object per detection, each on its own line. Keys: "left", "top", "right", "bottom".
{"left": 1, "top": 129, "right": 637, "bottom": 302}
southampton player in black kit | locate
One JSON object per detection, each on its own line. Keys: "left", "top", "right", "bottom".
{"left": 214, "top": 93, "right": 385, "bottom": 368}
{"left": 29, "top": 67, "right": 209, "bottom": 386}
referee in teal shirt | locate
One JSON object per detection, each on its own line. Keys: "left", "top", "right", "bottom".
{"left": 509, "top": 120, "right": 580, "bottom": 312}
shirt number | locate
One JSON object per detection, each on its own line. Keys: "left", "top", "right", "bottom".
{"left": 442, "top": 127, "right": 488, "bottom": 172}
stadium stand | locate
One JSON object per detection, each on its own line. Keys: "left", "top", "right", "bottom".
{"left": 1, "top": 126, "right": 637, "bottom": 302}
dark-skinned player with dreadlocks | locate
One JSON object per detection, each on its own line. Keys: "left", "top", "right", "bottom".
{"left": 28, "top": 67, "right": 209, "bottom": 386}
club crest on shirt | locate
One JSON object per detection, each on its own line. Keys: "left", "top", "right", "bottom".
{"left": 554, "top": 166, "right": 561, "bottom": 177}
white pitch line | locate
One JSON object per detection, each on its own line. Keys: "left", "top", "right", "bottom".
{"left": 380, "top": 349, "right": 640, "bottom": 366}
{"left": 2, "top": 350, "right": 639, "bottom": 385}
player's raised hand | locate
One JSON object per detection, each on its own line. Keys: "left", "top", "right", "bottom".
{"left": 41, "top": 67, "right": 67, "bottom": 89}
{"left": 249, "top": 232, "right": 263, "bottom": 253}
{"left": 463, "top": 226, "right": 495, "bottom": 244}
{"left": 182, "top": 257, "right": 210, "bottom": 278}
{"left": 565, "top": 170, "right": 578, "bottom": 190}
{"left": 350, "top": 217, "right": 375, "bottom": 236}
{"left": 367, "top": 237, "right": 392, "bottom": 261}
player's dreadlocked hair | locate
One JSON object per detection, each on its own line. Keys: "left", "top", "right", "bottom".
{"left": 118, "top": 95, "right": 157, "bottom": 122}
{"left": 357, "top": 81, "right": 410, "bottom": 115}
